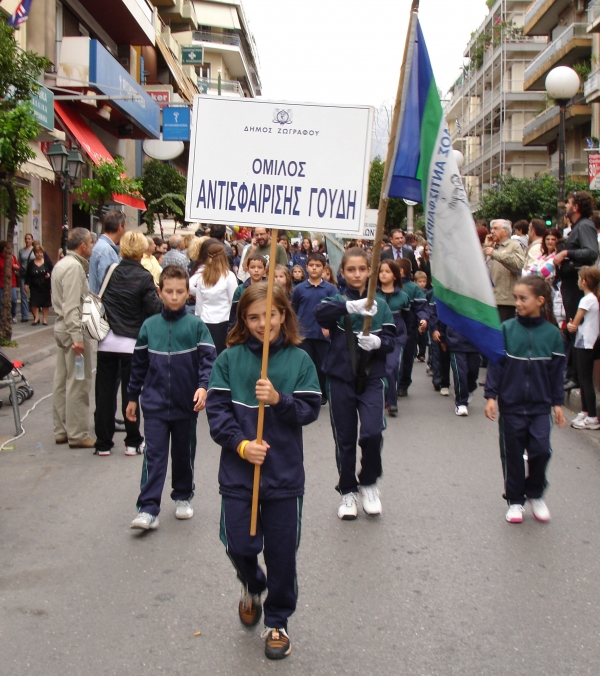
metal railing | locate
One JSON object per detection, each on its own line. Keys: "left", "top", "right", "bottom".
{"left": 525, "top": 23, "right": 591, "bottom": 80}
{"left": 199, "top": 78, "right": 244, "bottom": 96}
{"left": 193, "top": 31, "right": 241, "bottom": 47}
{"left": 588, "top": 0, "right": 600, "bottom": 26}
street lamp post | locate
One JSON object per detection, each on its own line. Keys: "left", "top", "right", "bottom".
{"left": 545, "top": 66, "right": 580, "bottom": 227}
{"left": 403, "top": 199, "right": 418, "bottom": 233}
{"left": 47, "top": 142, "right": 85, "bottom": 254}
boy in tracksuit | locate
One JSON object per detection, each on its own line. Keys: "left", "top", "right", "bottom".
{"left": 292, "top": 252, "right": 337, "bottom": 404}
{"left": 314, "top": 248, "right": 396, "bottom": 519}
{"left": 396, "top": 258, "right": 429, "bottom": 396}
{"left": 127, "top": 265, "right": 216, "bottom": 530}
{"left": 439, "top": 321, "right": 480, "bottom": 416}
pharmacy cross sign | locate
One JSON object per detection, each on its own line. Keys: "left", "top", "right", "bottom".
{"left": 181, "top": 46, "right": 204, "bottom": 65}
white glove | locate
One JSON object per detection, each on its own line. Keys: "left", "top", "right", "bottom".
{"left": 346, "top": 298, "right": 378, "bottom": 317}
{"left": 357, "top": 332, "right": 381, "bottom": 351}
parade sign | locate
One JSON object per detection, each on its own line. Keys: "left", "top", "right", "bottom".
{"left": 332, "top": 209, "right": 378, "bottom": 240}
{"left": 185, "top": 97, "right": 374, "bottom": 235}
{"left": 589, "top": 152, "right": 600, "bottom": 190}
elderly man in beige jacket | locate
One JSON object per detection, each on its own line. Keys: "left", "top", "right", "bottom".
{"left": 51, "top": 228, "right": 95, "bottom": 448}
{"left": 483, "top": 219, "right": 526, "bottom": 323}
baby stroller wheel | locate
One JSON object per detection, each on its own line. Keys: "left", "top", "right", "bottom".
{"left": 24, "top": 385, "right": 34, "bottom": 399}
{"left": 18, "top": 386, "right": 30, "bottom": 402}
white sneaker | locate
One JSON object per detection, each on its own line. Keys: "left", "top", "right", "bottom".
{"left": 572, "top": 416, "right": 600, "bottom": 430}
{"left": 571, "top": 411, "right": 586, "bottom": 427}
{"left": 175, "top": 500, "right": 194, "bottom": 519}
{"left": 337, "top": 492, "right": 358, "bottom": 520}
{"left": 131, "top": 512, "right": 159, "bottom": 530}
{"left": 505, "top": 504, "right": 524, "bottom": 523}
{"left": 359, "top": 484, "right": 382, "bottom": 516}
{"left": 440, "top": 388, "right": 450, "bottom": 396}
{"left": 529, "top": 498, "right": 550, "bottom": 522}
{"left": 455, "top": 405, "right": 469, "bottom": 416}
{"left": 125, "top": 440, "right": 146, "bottom": 456}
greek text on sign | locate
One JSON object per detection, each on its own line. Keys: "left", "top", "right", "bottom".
{"left": 185, "top": 97, "right": 374, "bottom": 235}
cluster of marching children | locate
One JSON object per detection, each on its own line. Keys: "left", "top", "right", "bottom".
{"left": 122, "top": 245, "right": 572, "bottom": 660}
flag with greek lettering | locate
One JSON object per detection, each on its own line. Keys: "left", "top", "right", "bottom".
{"left": 385, "top": 16, "right": 504, "bottom": 363}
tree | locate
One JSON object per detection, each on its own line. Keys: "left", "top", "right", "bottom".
{"left": 368, "top": 157, "right": 423, "bottom": 231}
{"left": 0, "top": 23, "right": 51, "bottom": 343}
{"left": 473, "top": 174, "right": 600, "bottom": 225}
{"left": 74, "top": 156, "right": 142, "bottom": 224}
{"left": 140, "top": 160, "right": 187, "bottom": 235}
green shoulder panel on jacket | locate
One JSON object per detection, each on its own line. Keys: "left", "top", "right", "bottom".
{"left": 232, "top": 284, "right": 245, "bottom": 303}
{"left": 326, "top": 293, "right": 394, "bottom": 334}
{"left": 139, "top": 313, "right": 213, "bottom": 353}
{"left": 502, "top": 318, "right": 564, "bottom": 359}
{"left": 376, "top": 288, "right": 409, "bottom": 313}
{"left": 209, "top": 344, "right": 319, "bottom": 407}
{"left": 402, "top": 280, "right": 425, "bottom": 301}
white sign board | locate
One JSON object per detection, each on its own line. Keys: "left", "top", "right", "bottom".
{"left": 333, "top": 209, "right": 378, "bottom": 240}
{"left": 185, "top": 97, "right": 374, "bottom": 236}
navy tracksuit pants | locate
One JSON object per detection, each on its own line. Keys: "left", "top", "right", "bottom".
{"left": 327, "top": 376, "right": 385, "bottom": 495}
{"left": 385, "top": 340, "right": 403, "bottom": 408}
{"left": 398, "top": 327, "right": 418, "bottom": 391}
{"left": 136, "top": 415, "right": 197, "bottom": 516}
{"left": 499, "top": 413, "right": 552, "bottom": 505}
{"left": 299, "top": 338, "right": 329, "bottom": 398}
{"left": 450, "top": 351, "right": 479, "bottom": 406}
{"left": 220, "top": 496, "right": 302, "bottom": 629}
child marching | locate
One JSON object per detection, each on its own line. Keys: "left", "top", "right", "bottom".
{"left": 314, "top": 247, "right": 396, "bottom": 519}
{"left": 484, "top": 276, "right": 566, "bottom": 524}
{"left": 206, "top": 283, "right": 321, "bottom": 660}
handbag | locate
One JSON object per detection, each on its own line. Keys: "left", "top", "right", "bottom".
{"left": 81, "top": 263, "right": 118, "bottom": 341}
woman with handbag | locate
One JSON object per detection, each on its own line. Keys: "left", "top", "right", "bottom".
{"left": 93, "top": 232, "right": 162, "bottom": 457}
{"left": 25, "top": 244, "right": 53, "bottom": 325}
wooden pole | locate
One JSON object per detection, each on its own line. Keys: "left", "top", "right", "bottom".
{"left": 250, "top": 229, "right": 279, "bottom": 536}
{"left": 363, "top": 0, "right": 419, "bottom": 335}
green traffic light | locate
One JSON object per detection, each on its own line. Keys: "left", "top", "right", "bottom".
{"left": 545, "top": 220, "right": 552, "bottom": 226}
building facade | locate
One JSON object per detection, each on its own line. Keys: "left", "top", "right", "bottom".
{"left": 445, "top": 0, "right": 549, "bottom": 208}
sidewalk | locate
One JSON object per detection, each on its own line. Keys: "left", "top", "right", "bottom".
{"left": 2, "top": 312, "right": 57, "bottom": 366}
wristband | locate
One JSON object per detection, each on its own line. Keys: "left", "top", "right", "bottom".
{"left": 238, "top": 440, "right": 249, "bottom": 460}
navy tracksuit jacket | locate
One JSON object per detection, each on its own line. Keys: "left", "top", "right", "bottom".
{"left": 398, "top": 280, "right": 429, "bottom": 391}
{"left": 314, "top": 288, "right": 396, "bottom": 494}
{"left": 439, "top": 323, "right": 480, "bottom": 407}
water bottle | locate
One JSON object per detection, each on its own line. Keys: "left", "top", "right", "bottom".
{"left": 75, "top": 354, "right": 85, "bottom": 380}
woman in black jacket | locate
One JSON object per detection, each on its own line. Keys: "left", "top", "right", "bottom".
{"left": 94, "top": 231, "right": 162, "bottom": 457}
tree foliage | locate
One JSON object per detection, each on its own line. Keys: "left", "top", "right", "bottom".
{"left": 75, "top": 156, "right": 142, "bottom": 222}
{"left": 0, "top": 22, "right": 51, "bottom": 343}
{"left": 473, "top": 174, "right": 600, "bottom": 224}
{"left": 368, "top": 157, "right": 423, "bottom": 231}
{"left": 140, "top": 160, "right": 187, "bottom": 234}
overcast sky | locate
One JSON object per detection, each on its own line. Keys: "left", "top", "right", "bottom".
{"left": 243, "top": 0, "right": 489, "bottom": 108}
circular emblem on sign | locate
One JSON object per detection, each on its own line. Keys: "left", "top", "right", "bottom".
{"left": 273, "top": 108, "right": 293, "bottom": 125}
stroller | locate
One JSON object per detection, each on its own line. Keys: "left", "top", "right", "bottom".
{"left": 0, "top": 350, "right": 34, "bottom": 409}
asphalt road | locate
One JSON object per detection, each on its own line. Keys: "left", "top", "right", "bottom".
{"left": 1, "top": 355, "right": 600, "bottom": 676}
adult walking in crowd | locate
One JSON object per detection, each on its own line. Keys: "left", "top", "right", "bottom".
{"left": 293, "top": 237, "right": 313, "bottom": 272}
{"left": 89, "top": 209, "right": 126, "bottom": 294}
{"left": 189, "top": 239, "right": 238, "bottom": 355}
{"left": 17, "top": 233, "right": 34, "bottom": 322}
{"left": 381, "top": 229, "right": 417, "bottom": 273}
{"left": 209, "top": 224, "right": 234, "bottom": 269}
{"left": 25, "top": 243, "right": 53, "bottom": 325}
{"left": 553, "top": 191, "right": 599, "bottom": 390}
{"left": 94, "top": 231, "right": 162, "bottom": 457}
{"left": 241, "top": 228, "right": 288, "bottom": 277}
{"left": 161, "top": 234, "right": 188, "bottom": 269}
{"left": 51, "top": 228, "right": 95, "bottom": 449}
{"left": 141, "top": 236, "right": 162, "bottom": 285}
{"left": 483, "top": 219, "right": 525, "bottom": 323}
{"left": 0, "top": 241, "right": 20, "bottom": 324}
{"left": 523, "top": 219, "right": 545, "bottom": 271}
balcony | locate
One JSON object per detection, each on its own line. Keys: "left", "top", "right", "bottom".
{"left": 198, "top": 77, "right": 244, "bottom": 98}
{"left": 524, "top": 24, "right": 591, "bottom": 91}
{"left": 548, "top": 159, "right": 588, "bottom": 177}
{"left": 588, "top": 0, "right": 600, "bottom": 32}
{"left": 158, "top": 0, "right": 198, "bottom": 29}
{"left": 524, "top": 0, "right": 571, "bottom": 36}
{"left": 77, "top": 0, "right": 157, "bottom": 45}
{"left": 523, "top": 95, "right": 591, "bottom": 145}
{"left": 584, "top": 67, "right": 600, "bottom": 102}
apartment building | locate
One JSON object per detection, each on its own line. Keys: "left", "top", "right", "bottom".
{"left": 522, "top": 0, "right": 594, "bottom": 180}
{"left": 444, "top": 0, "right": 549, "bottom": 207}
{"left": 0, "top": 0, "right": 261, "bottom": 254}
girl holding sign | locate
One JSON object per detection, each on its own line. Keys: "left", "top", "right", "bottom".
{"left": 206, "top": 283, "right": 321, "bottom": 660}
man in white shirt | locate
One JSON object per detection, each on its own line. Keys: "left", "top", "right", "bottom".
{"left": 524, "top": 219, "right": 546, "bottom": 271}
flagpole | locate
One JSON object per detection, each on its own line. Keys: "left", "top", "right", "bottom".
{"left": 363, "top": 0, "right": 420, "bottom": 334}
{"left": 250, "top": 229, "right": 279, "bottom": 536}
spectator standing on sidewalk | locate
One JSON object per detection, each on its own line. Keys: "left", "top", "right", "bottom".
{"left": 483, "top": 220, "right": 525, "bottom": 323}
{"left": 89, "top": 210, "right": 125, "bottom": 294}
{"left": 161, "top": 234, "right": 189, "bottom": 269}
{"left": 141, "top": 236, "right": 162, "bottom": 286}
{"left": 51, "top": 228, "right": 95, "bottom": 448}
{"left": 17, "top": 233, "right": 34, "bottom": 322}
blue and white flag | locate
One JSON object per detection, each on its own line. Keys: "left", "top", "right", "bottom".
{"left": 9, "top": 0, "right": 34, "bottom": 27}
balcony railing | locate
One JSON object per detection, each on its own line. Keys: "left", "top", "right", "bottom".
{"left": 588, "top": 0, "right": 600, "bottom": 28}
{"left": 525, "top": 23, "right": 591, "bottom": 82}
{"left": 199, "top": 78, "right": 244, "bottom": 97}
{"left": 193, "top": 31, "right": 241, "bottom": 47}
{"left": 584, "top": 67, "right": 600, "bottom": 101}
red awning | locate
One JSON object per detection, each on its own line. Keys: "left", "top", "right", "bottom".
{"left": 54, "top": 102, "right": 146, "bottom": 211}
